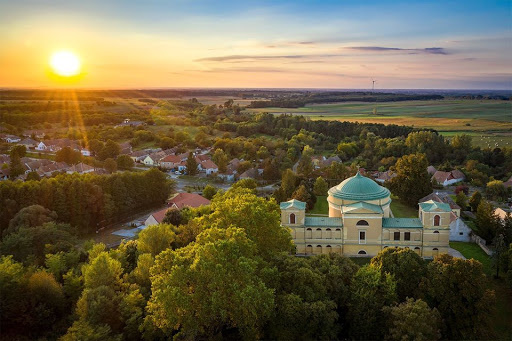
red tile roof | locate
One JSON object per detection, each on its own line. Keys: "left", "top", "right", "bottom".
{"left": 168, "top": 192, "right": 210, "bottom": 209}
{"left": 201, "top": 159, "right": 218, "bottom": 170}
{"left": 150, "top": 207, "right": 170, "bottom": 224}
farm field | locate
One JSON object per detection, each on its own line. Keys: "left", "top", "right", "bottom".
{"left": 245, "top": 100, "right": 512, "bottom": 147}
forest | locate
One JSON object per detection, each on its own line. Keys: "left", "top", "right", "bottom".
{"left": 0, "top": 186, "right": 499, "bottom": 340}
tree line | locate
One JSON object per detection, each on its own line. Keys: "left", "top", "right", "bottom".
{"left": 0, "top": 169, "right": 173, "bottom": 235}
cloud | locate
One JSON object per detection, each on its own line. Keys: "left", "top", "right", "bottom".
{"left": 195, "top": 54, "right": 336, "bottom": 62}
{"left": 346, "top": 46, "right": 449, "bottom": 55}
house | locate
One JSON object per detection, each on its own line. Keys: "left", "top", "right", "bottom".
{"left": 117, "top": 119, "right": 145, "bottom": 127}
{"left": 36, "top": 162, "right": 70, "bottom": 177}
{"left": 18, "top": 138, "right": 38, "bottom": 149}
{"left": 144, "top": 207, "right": 169, "bottom": 226}
{"left": 322, "top": 155, "right": 342, "bottom": 168}
{"left": 36, "top": 139, "right": 80, "bottom": 152}
{"left": 23, "top": 159, "right": 53, "bottom": 174}
{"left": 0, "top": 168, "right": 10, "bottom": 180}
{"left": 0, "top": 154, "right": 11, "bottom": 165}
{"left": 81, "top": 149, "right": 91, "bottom": 157}
{"left": 200, "top": 159, "right": 218, "bottom": 175}
{"left": 431, "top": 170, "right": 465, "bottom": 186}
{"left": 281, "top": 171, "right": 450, "bottom": 258}
{"left": 239, "top": 168, "right": 259, "bottom": 180}
{"left": 23, "top": 130, "right": 45, "bottom": 139}
{"left": 167, "top": 192, "right": 210, "bottom": 209}
{"left": 419, "top": 192, "right": 471, "bottom": 242}
{"left": 494, "top": 207, "right": 512, "bottom": 221}
{"left": 119, "top": 142, "right": 133, "bottom": 155}
{"left": 311, "top": 155, "right": 326, "bottom": 169}
{"left": 375, "top": 170, "right": 397, "bottom": 183}
{"left": 160, "top": 154, "right": 183, "bottom": 169}
{"left": 427, "top": 165, "right": 437, "bottom": 175}
{"left": 66, "top": 162, "right": 95, "bottom": 174}
{"left": 3, "top": 135, "right": 21, "bottom": 143}
{"left": 143, "top": 149, "right": 175, "bottom": 167}
{"left": 129, "top": 150, "right": 150, "bottom": 163}
{"left": 218, "top": 169, "right": 236, "bottom": 182}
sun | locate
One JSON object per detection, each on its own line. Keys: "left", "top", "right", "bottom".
{"left": 50, "top": 51, "right": 81, "bottom": 77}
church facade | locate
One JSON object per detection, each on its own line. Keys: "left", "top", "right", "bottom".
{"left": 280, "top": 172, "right": 450, "bottom": 258}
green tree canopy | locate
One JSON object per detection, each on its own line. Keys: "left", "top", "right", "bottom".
{"left": 147, "top": 227, "right": 275, "bottom": 339}
{"left": 137, "top": 223, "right": 176, "bottom": 256}
{"left": 388, "top": 153, "right": 432, "bottom": 204}
{"left": 313, "top": 176, "right": 328, "bottom": 196}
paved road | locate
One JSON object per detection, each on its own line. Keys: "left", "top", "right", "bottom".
{"left": 448, "top": 247, "right": 466, "bottom": 259}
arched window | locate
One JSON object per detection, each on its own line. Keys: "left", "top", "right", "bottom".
{"left": 434, "top": 215, "right": 440, "bottom": 226}
{"left": 315, "top": 245, "right": 322, "bottom": 254}
{"left": 306, "top": 245, "right": 313, "bottom": 254}
{"left": 335, "top": 228, "right": 342, "bottom": 239}
{"left": 414, "top": 247, "right": 421, "bottom": 255}
{"left": 433, "top": 230, "right": 439, "bottom": 233}
{"left": 432, "top": 247, "right": 439, "bottom": 257}
{"left": 325, "top": 228, "right": 332, "bottom": 239}
{"left": 326, "top": 245, "right": 332, "bottom": 253}
{"left": 289, "top": 213, "right": 296, "bottom": 224}
{"left": 315, "top": 228, "right": 322, "bottom": 239}
{"left": 306, "top": 228, "right": 312, "bottom": 239}
{"left": 433, "top": 230, "right": 439, "bottom": 242}
{"left": 356, "top": 220, "right": 369, "bottom": 226}
{"left": 358, "top": 250, "right": 367, "bottom": 255}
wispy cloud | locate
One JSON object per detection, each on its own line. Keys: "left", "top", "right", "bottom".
{"left": 195, "top": 54, "right": 337, "bottom": 62}
{"left": 346, "top": 46, "right": 449, "bottom": 55}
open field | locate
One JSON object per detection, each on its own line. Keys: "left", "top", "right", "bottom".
{"left": 449, "top": 241, "right": 492, "bottom": 274}
{"left": 245, "top": 99, "right": 512, "bottom": 147}
{"left": 390, "top": 196, "right": 418, "bottom": 218}
{"left": 309, "top": 195, "right": 329, "bottom": 215}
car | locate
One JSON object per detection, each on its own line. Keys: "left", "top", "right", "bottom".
{"left": 174, "top": 171, "right": 182, "bottom": 175}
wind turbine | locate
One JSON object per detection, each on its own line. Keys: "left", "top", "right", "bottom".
{"left": 371, "top": 78, "right": 377, "bottom": 91}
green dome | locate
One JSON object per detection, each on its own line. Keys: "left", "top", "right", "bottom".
{"left": 328, "top": 172, "right": 390, "bottom": 201}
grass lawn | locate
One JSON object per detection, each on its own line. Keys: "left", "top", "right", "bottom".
{"left": 449, "top": 241, "right": 492, "bottom": 275}
{"left": 390, "top": 198, "right": 418, "bottom": 218}
{"left": 309, "top": 196, "right": 328, "bottom": 215}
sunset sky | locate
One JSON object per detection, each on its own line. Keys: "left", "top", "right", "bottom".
{"left": 1, "top": 0, "right": 511, "bottom": 89}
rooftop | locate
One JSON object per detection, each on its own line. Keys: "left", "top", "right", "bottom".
{"left": 280, "top": 199, "right": 306, "bottom": 210}
{"left": 382, "top": 218, "right": 423, "bottom": 229}
{"left": 328, "top": 171, "right": 390, "bottom": 201}
{"left": 305, "top": 216, "right": 343, "bottom": 227}
{"left": 419, "top": 200, "right": 451, "bottom": 212}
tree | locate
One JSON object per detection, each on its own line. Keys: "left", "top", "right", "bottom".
{"left": 5, "top": 204, "right": 58, "bottom": 236}
{"left": 469, "top": 190, "right": 482, "bottom": 212}
{"left": 26, "top": 171, "right": 41, "bottom": 181}
{"left": 422, "top": 254, "right": 495, "bottom": 340}
{"left": 146, "top": 227, "right": 274, "bottom": 339}
{"left": 159, "top": 137, "right": 175, "bottom": 150}
{"left": 486, "top": 180, "right": 509, "bottom": 202}
{"left": 383, "top": 298, "right": 441, "bottom": 341}
{"left": 162, "top": 208, "right": 183, "bottom": 226}
{"left": 88, "top": 139, "right": 104, "bottom": 156}
{"left": 313, "top": 176, "right": 328, "bottom": 196}
{"left": 98, "top": 140, "right": 121, "bottom": 161}
{"left": 116, "top": 155, "right": 134, "bottom": 170}
{"left": 202, "top": 184, "right": 218, "bottom": 200}
{"left": 104, "top": 158, "right": 117, "bottom": 174}
{"left": 207, "top": 188, "right": 293, "bottom": 259}
{"left": 475, "top": 199, "right": 499, "bottom": 241}
{"left": 10, "top": 145, "right": 26, "bottom": 159}
{"left": 291, "top": 184, "right": 312, "bottom": 208}
{"left": 56, "top": 147, "right": 82, "bottom": 164}
{"left": 137, "top": 223, "right": 175, "bottom": 256}
{"left": 83, "top": 252, "right": 123, "bottom": 290}
{"left": 212, "top": 149, "right": 228, "bottom": 173}
{"left": 388, "top": 153, "right": 432, "bottom": 204}
{"left": 370, "top": 247, "right": 426, "bottom": 301}
{"left": 455, "top": 191, "right": 467, "bottom": 210}
{"left": 185, "top": 152, "right": 198, "bottom": 175}
{"left": 232, "top": 178, "right": 258, "bottom": 191}
{"left": 297, "top": 145, "right": 314, "bottom": 177}
{"left": 347, "top": 265, "right": 397, "bottom": 340}
{"left": 280, "top": 168, "right": 298, "bottom": 199}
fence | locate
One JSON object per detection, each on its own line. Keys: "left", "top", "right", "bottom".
{"left": 470, "top": 234, "right": 493, "bottom": 256}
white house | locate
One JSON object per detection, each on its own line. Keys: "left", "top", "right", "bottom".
{"left": 81, "top": 149, "right": 91, "bottom": 157}
{"left": 4, "top": 135, "right": 21, "bottom": 143}
{"left": 431, "top": 170, "right": 465, "bottom": 187}
{"left": 200, "top": 159, "right": 218, "bottom": 175}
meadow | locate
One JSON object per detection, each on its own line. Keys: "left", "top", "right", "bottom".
{"left": 245, "top": 99, "right": 512, "bottom": 147}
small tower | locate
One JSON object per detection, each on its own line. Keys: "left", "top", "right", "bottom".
{"left": 280, "top": 199, "right": 306, "bottom": 226}
{"left": 419, "top": 200, "right": 451, "bottom": 258}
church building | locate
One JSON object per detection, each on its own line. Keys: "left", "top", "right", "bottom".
{"left": 280, "top": 171, "right": 450, "bottom": 258}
